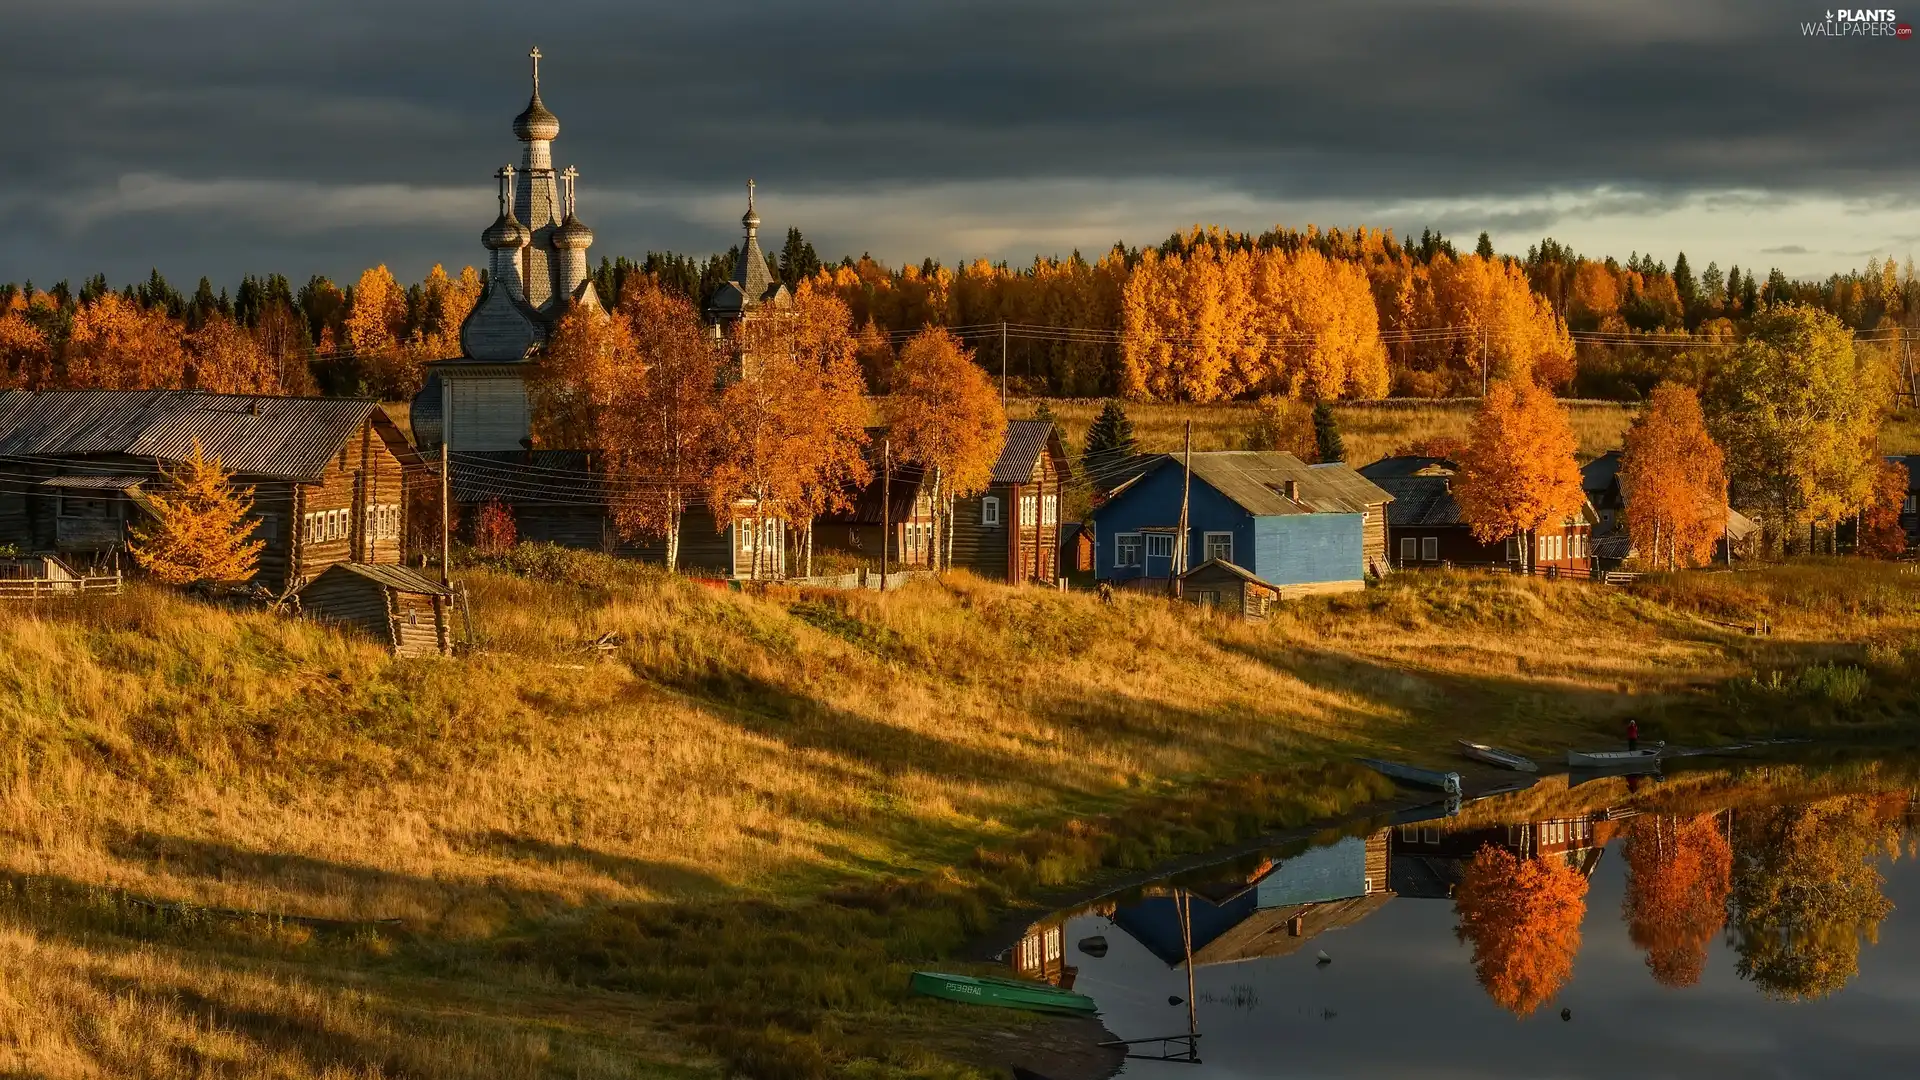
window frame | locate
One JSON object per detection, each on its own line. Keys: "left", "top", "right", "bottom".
{"left": 1203, "top": 531, "right": 1234, "bottom": 564}
{"left": 981, "top": 496, "right": 1001, "bottom": 528}
{"left": 1399, "top": 536, "right": 1417, "bottom": 563}
{"left": 1421, "top": 536, "right": 1439, "bottom": 561}
{"left": 1145, "top": 533, "right": 1174, "bottom": 560}
{"left": 1114, "top": 532, "right": 1143, "bottom": 568}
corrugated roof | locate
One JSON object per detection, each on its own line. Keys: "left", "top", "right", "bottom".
{"left": 990, "top": 420, "right": 1066, "bottom": 484}
{"left": 38, "top": 474, "right": 149, "bottom": 490}
{"left": 0, "top": 391, "right": 385, "bottom": 480}
{"left": 1372, "top": 475, "right": 1465, "bottom": 527}
{"left": 1356, "top": 455, "right": 1457, "bottom": 480}
{"left": 1582, "top": 450, "right": 1623, "bottom": 496}
{"left": 1180, "top": 557, "right": 1278, "bottom": 589}
{"left": 309, "top": 562, "right": 452, "bottom": 596}
{"left": 1182, "top": 452, "right": 1392, "bottom": 516}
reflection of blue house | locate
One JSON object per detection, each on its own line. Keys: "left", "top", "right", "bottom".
{"left": 1111, "top": 831, "right": 1391, "bottom": 967}
{"left": 1089, "top": 452, "right": 1392, "bottom": 592}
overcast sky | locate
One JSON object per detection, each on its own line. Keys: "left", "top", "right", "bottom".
{"left": 4, "top": 0, "right": 1919, "bottom": 291}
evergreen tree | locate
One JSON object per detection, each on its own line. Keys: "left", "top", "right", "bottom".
{"left": 127, "top": 440, "right": 265, "bottom": 585}
{"left": 1083, "top": 398, "right": 1136, "bottom": 461}
{"left": 1475, "top": 232, "right": 1496, "bottom": 260}
{"left": 1312, "top": 400, "right": 1346, "bottom": 462}
{"left": 1740, "top": 270, "right": 1762, "bottom": 313}
{"left": 1673, "top": 253, "right": 1696, "bottom": 323}
{"left": 778, "top": 227, "right": 821, "bottom": 289}
{"left": 1701, "top": 261, "right": 1726, "bottom": 314}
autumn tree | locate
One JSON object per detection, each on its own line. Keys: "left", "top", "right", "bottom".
{"left": 127, "top": 440, "right": 265, "bottom": 585}
{"left": 1706, "top": 305, "right": 1886, "bottom": 552}
{"left": 346, "top": 264, "right": 415, "bottom": 397}
{"left": 416, "top": 264, "right": 482, "bottom": 358}
{"left": 598, "top": 280, "right": 722, "bottom": 571}
{"left": 1729, "top": 797, "right": 1897, "bottom": 1001}
{"left": 1454, "top": 379, "right": 1585, "bottom": 565}
{"left": 1425, "top": 253, "right": 1577, "bottom": 391}
{"left": 1857, "top": 459, "right": 1909, "bottom": 558}
{"left": 63, "top": 292, "right": 188, "bottom": 389}
{"left": 472, "top": 499, "right": 517, "bottom": 555}
{"left": 889, "top": 328, "right": 1007, "bottom": 569}
{"left": 1619, "top": 384, "right": 1729, "bottom": 569}
{"left": 0, "top": 295, "right": 50, "bottom": 388}
{"left": 1242, "top": 396, "right": 1317, "bottom": 461}
{"left": 1453, "top": 844, "right": 1590, "bottom": 1016}
{"left": 187, "top": 315, "right": 281, "bottom": 394}
{"left": 853, "top": 317, "right": 896, "bottom": 391}
{"left": 531, "top": 298, "right": 634, "bottom": 450}
{"left": 1622, "top": 814, "right": 1733, "bottom": 988}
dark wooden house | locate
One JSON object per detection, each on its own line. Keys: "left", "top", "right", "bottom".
{"left": 1361, "top": 455, "right": 1595, "bottom": 573}
{"left": 1581, "top": 449, "right": 1758, "bottom": 567}
{"left": 297, "top": 562, "right": 453, "bottom": 657}
{"left": 449, "top": 450, "right": 785, "bottom": 578}
{"left": 1179, "top": 558, "right": 1282, "bottom": 619}
{"left": 948, "top": 420, "right": 1071, "bottom": 584}
{"left": 812, "top": 434, "right": 936, "bottom": 567}
{"left": 0, "top": 391, "right": 416, "bottom": 591}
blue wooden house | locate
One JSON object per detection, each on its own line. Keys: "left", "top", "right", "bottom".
{"left": 1088, "top": 452, "right": 1393, "bottom": 594}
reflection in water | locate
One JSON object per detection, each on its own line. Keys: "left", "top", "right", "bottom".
{"left": 1011, "top": 763, "right": 1920, "bottom": 1077}
{"left": 1453, "top": 844, "right": 1590, "bottom": 1016}
{"left": 1729, "top": 796, "right": 1900, "bottom": 1001}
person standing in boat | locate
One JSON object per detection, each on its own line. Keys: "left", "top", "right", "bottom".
{"left": 1626, "top": 719, "right": 1639, "bottom": 752}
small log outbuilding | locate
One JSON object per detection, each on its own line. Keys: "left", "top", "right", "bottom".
{"left": 298, "top": 562, "right": 453, "bottom": 658}
{"left": 1179, "top": 558, "right": 1283, "bottom": 619}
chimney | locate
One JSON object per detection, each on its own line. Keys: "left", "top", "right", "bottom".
{"left": 1284, "top": 479, "right": 1300, "bottom": 501}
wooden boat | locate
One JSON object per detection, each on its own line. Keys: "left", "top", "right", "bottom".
{"left": 1456, "top": 740, "right": 1538, "bottom": 773}
{"left": 910, "top": 971, "right": 1098, "bottom": 1015}
{"left": 1566, "top": 742, "right": 1665, "bottom": 769}
{"left": 1357, "top": 758, "right": 1463, "bottom": 797}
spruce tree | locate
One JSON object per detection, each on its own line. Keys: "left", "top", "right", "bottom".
{"left": 1084, "top": 399, "right": 1136, "bottom": 461}
{"left": 1312, "top": 401, "right": 1346, "bottom": 463}
{"left": 1673, "top": 252, "right": 1696, "bottom": 323}
{"left": 1475, "top": 232, "right": 1496, "bottom": 260}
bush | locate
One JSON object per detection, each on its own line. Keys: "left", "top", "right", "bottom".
{"left": 1796, "top": 662, "right": 1869, "bottom": 706}
{"left": 468, "top": 542, "right": 630, "bottom": 589}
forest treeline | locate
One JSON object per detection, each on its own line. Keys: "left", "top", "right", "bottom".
{"left": 3, "top": 225, "right": 1917, "bottom": 403}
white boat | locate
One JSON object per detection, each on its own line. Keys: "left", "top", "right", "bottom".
{"left": 1358, "top": 758, "right": 1464, "bottom": 797}
{"left": 1566, "top": 742, "right": 1665, "bottom": 769}
{"left": 1456, "top": 740, "right": 1538, "bottom": 773}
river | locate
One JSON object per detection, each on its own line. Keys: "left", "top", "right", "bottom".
{"left": 1005, "top": 757, "right": 1920, "bottom": 1078}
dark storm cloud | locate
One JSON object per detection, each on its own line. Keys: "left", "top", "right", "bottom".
{"left": 3, "top": 0, "right": 1916, "bottom": 286}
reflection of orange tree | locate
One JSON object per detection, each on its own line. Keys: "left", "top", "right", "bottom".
{"left": 1731, "top": 797, "right": 1898, "bottom": 1001}
{"left": 1454, "top": 844, "right": 1589, "bottom": 1016}
{"left": 1622, "top": 814, "right": 1732, "bottom": 988}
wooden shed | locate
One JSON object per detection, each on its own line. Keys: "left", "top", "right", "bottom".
{"left": 298, "top": 562, "right": 454, "bottom": 658}
{"left": 1179, "top": 558, "right": 1282, "bottom": 620}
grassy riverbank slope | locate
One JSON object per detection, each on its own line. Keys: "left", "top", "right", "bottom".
{"left": 1, "top": 558, "right": 1917, "bottom": 1077}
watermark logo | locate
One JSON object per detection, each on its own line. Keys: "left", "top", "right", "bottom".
{"left": 1802, "top": 8, "right": 1908, "bottom": 34}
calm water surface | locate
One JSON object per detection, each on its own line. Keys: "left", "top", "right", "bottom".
{"left": 1010, "top": 762, "right": 1920, "bottom": 1078}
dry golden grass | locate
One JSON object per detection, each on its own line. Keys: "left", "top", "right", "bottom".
{"left": 0, "top": 559, "right": 1914, "bottom": 1076}
{"left": 1008, "top": 397, "right": 1638, "bottom": 466}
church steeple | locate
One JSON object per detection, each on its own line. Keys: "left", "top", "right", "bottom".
{"left": 734, "top": 179, "right": 775, "bottom": 304}
{"left": 512, "top": 46, "right": 560, "bottom": 143}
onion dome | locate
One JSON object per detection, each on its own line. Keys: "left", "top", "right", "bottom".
{"left": 552, "top": 214, "right": 595, "bottom": 250}
{"left": 513, "top": 91, "right": 559, "bottom": 142}
{"left": 483, "top": 212, "right": 531, "bottom": 250}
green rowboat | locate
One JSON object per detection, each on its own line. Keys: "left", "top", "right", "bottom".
{"left": 909, "top": 971, "right": 1098, "bottom": 1015}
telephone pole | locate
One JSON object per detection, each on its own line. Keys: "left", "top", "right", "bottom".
{"left": 1171, "top": 419, "right": 1192, "bottom": 597}
{"left": 880, "top": 437, "right": 891, "bottom": 591}
{"left": 439, "top": 442, "right": 451, "bottom": 586}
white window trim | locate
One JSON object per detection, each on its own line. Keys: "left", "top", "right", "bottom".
{"left": 1400, "top": 536, "right": 1417, "bottom": 562}
{"left": 1145, "top": 533, "right": 1174, "bottom": 559}
{"left": 981, "top": 496, "right": 1001, "bottom": 528}
{"left": 1203, "top": 531, "right": 1233, "bottom": 563}
{"left": 1421, "top": 536, "right": 1439, "bottom": 561}
{"left": 1115, "top": 532, "right": 1143, "bottom": 568}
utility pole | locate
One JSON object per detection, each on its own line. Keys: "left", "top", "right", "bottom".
{"left": 1171, "top": 419, "right": 1192, "bottom": 597}
{"left": 880, "top": 437, "right": 891, "bottom": 591}
{"left": 439, "top": 442, "right": 451, "bottom": 587}
{"left": 1001, "top": 320, "right": 1009, "bottom": 410}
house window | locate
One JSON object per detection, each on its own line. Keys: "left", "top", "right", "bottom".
{"left": 1203, "top": 532, "right": 1233, "bottom": 563}
{"left": 1421, "top": 537, "right": 1439, "bottom": 561}
{"left": 1907, "top": 496, "right": 1918, "bottom": 514}
{"left": 1041, "top": 494, "right": 1058, "bottom": 526}
{"left": 738, "top": 519, "right": 755, "bottom": 552}
{"left": 1145, "top": 533, "right": 1174, "bottom": 560}
{"left": 981, "top": 496, "right": 1001, "bottom": 527}
{"left": 1115, "top": 533, "right": 1143, "bottom": 567}
{"left": 1400, "top": 536, "right": 1417, "bottom": 563}
{"left": 1506, "top": 536, "right": 1522, "bottom": 561}
{"left": 1020, "top": 495, "right": 1038, "bottom": 527}
{"left": 1193, "top": 589, "right": 1220, "bottom": 606}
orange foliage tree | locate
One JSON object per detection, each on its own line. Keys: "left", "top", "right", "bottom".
{"left": 347, "top": 264, "right": 417, "bottom": 397}
{"left": 127, "top": 440, "right": 265, "bottom": 585}
{"left": 472, "top": 499, "right": 517, "bottom": 555}
{"left": 757, "top": 288, "right": 871, "bottom": 576}
{"left": 63, "top": 292, "right": 187, "bottom": 389}
{"left": 0, "top": 294, "right": 51, "bottom": 388}
{"left": 600, "top": 280, "right": 724, "bottom": 571}
{"left": 1857, "top": 459, "right": 1909, "bottom": 558}
{"left": 1453, "top": 379, "right": 1585, "bottom": 561}
{"left": 187, "top": 315, "right": 283, "bottom": 394}
{"left": 1620, "top": 383, "right": 1729, "bottom": 569}
{"left": 888, "top": 328, "right": 1007, "bottom": 569}
{"left": 1453, "top": 844, "right": 1590, "bottom": 1016}
{"left": 1622, "top": 814, "right": 1733, "bottom": 988}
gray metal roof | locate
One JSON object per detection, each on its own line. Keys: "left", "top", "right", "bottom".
{"left": 0, "top": 391, "right": 390, "bottom": 480}
{"left": 1180, "top": 557, "right": 1278, "bottom": 589}
{"left": 1356, "top": 455, "right": 1457, "bottom": 480}
{"left": 1180, "top": 452, "right": 1393, "bottom": 516}
{"left": 991, "top": 420, "right": 1068, "bottom": 484}
{"left": 1372, "top": 475, "right": 1465, "bottom": 527}
{"left": 39, "top": 474, "right": 149, "bottom": 490}
{"left": 1581, "top": 450, "right": 1623, "bottom": 497}
{"left": 308, "top": 561, "right": 452, "bottom": 596}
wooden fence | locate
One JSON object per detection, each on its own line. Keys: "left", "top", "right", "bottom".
{"left": 0, "top": 574, "right": 123, "bottom": 600}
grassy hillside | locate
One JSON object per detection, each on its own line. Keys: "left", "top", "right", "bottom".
{"left": 1, "top": 557, "right": 1917, "bottom": 1077}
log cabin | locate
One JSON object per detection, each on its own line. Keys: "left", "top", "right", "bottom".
{"left": 0, "top": 391, "right": 417, "bottom": 591}
{"left": 1360, "top": 455, "right": 1597, "bottom": 574}
{"left": 947, "top": 420, "right": 1071, "bottom": 584}
{"left": 812, "top": 434, "right": 937, "bottom": 568}
{"left": 297, "top": 562, "right": 453, "bottom": 657}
